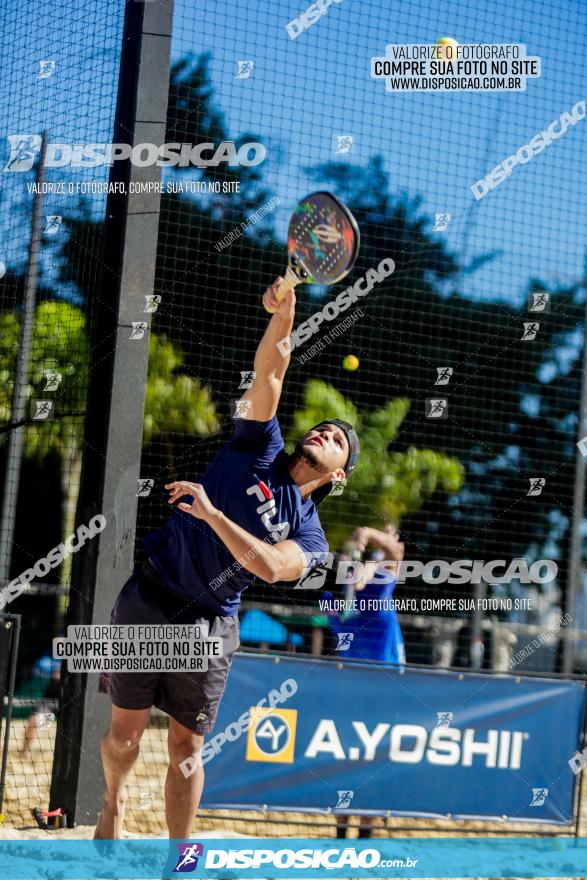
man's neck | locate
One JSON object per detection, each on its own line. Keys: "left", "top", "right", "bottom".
{"left": 287, "top": 454, "right": 329, "bottom": 500}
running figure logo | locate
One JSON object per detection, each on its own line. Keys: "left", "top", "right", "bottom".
{"left": 334, "top": 135, "right": 354, "bottom": 154}
{"left": 335, "top": 790, "right": 354, "bottom": 808}
{"left": 330, "top": 477, "right": 347, "bottom": 497}
{"left": 129, "top": 322, "right": 148, "bottom": 340}
{"left": 528, "top": 292, "right": 550, "bottom": 313}
{"left": 137, "top": 791, "right": 154, "bottom": 810}
{"left": 173, "top": 842, "right": 204, "bottom": 872}
{"left": 293, "top": 552, "right": 333, "bottom": 589}
{"left": 336, "top": 632, "right": 354, "bottom": 651}
{"left": 527, "top": 478, "right": 545, "bottom": 497}
{"left": 45, "top": 215, "right": 62, "bottom": 234}
{"left": 232, "top": 399, "right": 252, "bottom": 419}
{"left": 236, "top": 60, "right": 254, "bottom": 79}
{"left": 137, "top": 478, "right": 154, "bottom": 497}
{"left": 32, "top": 400, "right": 54, "bottom": 421}
{"left": 38, "top": 712, "right": 55, "bottom": 729}
{"left": 425, "top": 398, "right": 448, "bottom": 419}
{"left": 43, "top": 371, "right": 62, "bottom": 391}
{"left": 433, "top": 213, "right": 451, "bottom": 231}
{"left": 37, "top": 60, "right": 56, "bottom": 79}
{"left": 521, "top": 322, "right": 539, "bottom": 340}
{"left": 144, "top": 294, "right": 161, "bottom": 313}
{"left": 238, "top": 370, "right": 256, "bottom": 389}
{"left": 434, "top": 367, "right": 453, "bottom": 386}
{"left": 4, "top": 135, "right": 42, "bottom": 172}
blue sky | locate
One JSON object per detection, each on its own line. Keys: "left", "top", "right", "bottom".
{"left": 171, "top": 0, "right": 587, "bottom": 304}
{"left": 1, "top": 0, "right": 586, "bottom": 306}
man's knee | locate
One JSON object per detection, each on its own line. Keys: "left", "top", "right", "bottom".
{"left": 169, "top": 732, "right": 204, "bottom": 775}
{"left": 106, "top": 723, "right": 144, "bottom": 755}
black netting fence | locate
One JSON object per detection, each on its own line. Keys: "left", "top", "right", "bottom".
{"left": 134, "top": 0, "right": 587, "bottom": 674}
{"left": 0, "top": 0, "right": 125, "bottom": 829}
{"left": 127, "top": 0, "right": 587, "bottom": 835}
{"left": 1, "top": 0, "right": 587, "bottom": 837}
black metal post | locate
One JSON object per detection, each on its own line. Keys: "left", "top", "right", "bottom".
{"left": 49, "top": 0, "right": 174, "bottom": 825}
{"left": 564, "top": 290, "right": 587, "bottom": 674}
{"left": 574, "top": 682, "right": 587, "bottom": 841}
{"left": 0, "top": 613, "right": 21, "bottom": 813}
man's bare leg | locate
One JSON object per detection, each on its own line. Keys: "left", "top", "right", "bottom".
{"left": 94, "top": 705, "right": 152, "bottom": 839}
{"left": 165, "top": 718, "right": 204, "bottom": 839}
{"left": 22, "top": 712, "right": 41, "bottom": 752}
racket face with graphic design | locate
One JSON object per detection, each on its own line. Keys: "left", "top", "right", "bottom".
{"left": 285, "top": 191, "right": 360, "bottom": 286}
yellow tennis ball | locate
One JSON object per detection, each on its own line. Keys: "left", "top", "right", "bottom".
{"left": 343, "top": 355, "right": 359, "bottom": 371}
{"left": 435, "top": 37, "right": 459, "bottom": 62}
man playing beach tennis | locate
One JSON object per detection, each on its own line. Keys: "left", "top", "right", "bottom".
{"left": 95, "top": 278, "right": 360, "bottom": 839}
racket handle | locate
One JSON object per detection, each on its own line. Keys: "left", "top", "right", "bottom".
{"left": 265, "top": 269, "right": 299, "bottom": 313}
{"left": 276, "top": 269, "right": 299, "bottom": 300}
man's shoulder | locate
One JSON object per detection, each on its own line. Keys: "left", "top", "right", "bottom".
{"left": 227, "top": 414, "right": 284, "bottom": 453}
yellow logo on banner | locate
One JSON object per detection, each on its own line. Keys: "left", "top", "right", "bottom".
{"left": 246, "top": 707, "right": 297, "bottom": 763}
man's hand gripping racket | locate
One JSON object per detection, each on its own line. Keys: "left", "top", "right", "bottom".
{"left": 264, "top": 191, "right": 360, "bottom": 313}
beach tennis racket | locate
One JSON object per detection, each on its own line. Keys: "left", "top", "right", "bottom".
{"left": 265, "top": 191, "right": 360, "bottom": 312}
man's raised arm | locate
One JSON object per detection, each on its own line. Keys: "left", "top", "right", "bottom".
{"left": 238, "top": 278, "right": 296, "bottom": 421}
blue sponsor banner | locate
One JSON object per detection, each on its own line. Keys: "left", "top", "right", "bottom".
{"left": 0, "top": 838, "right": 586, "bottom": 878}
{"left": 200, "top": 654, "right": 586, "bottom": 823}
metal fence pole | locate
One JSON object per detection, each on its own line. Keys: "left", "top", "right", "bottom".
{"left": 0, "top": 133, "right": 48, "bottom": 585}
{"left": 49, "top": 0, "right": 174, "bottom": 825}
{"left": 564, "top": 293, "right": 587, "bottom": 674}
{"left": 0, "top": 613, "right": 21, "bottom": 814}
{"left": 470, "top": 578, "right": 487, "bottom": 668}
{"left": 573, "top": 682, "right": 587, "bottom": 840}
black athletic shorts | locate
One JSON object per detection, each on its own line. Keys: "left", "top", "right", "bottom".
{"left": 98, "top": 563, "right": 240, "bottom": 734}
